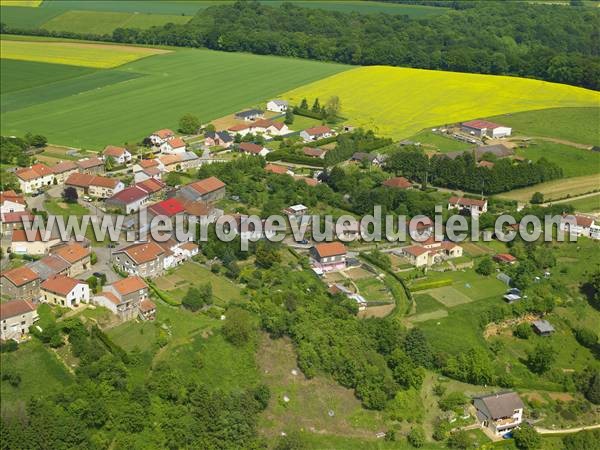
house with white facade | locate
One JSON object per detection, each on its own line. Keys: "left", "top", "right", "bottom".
{"left": 267, "top": 99, "right": 288, "bottom": 113}
{"left": 105, "top": 186, "right": 149, "bottom": 214}
{"left": 239, "top": 142, "right": 269, "bottom": 157}
{"left": 160, "top": 137, "right": 187, "bottom": 154}
{"left": 300, "top": 126, "right": 334, "bottom": 142}
{"left": 150, "top": 129, "right": 175, "bottom": 145}
{"left": 474, "top": 392, "right": 524, "bottom": 436}
{"left": 560, "top": 214, "right": 600, "bottom": 240}
{"left": 15, "top": 164, "right": 55, "bottom": 194}
{"left": 310, "top": 242, "right": 347, "bottom": 273}
{"left": 448, "top": 196, "right": 488, "bottom": 217}
{"left": 0, "top": 191, "right": 26, "bottom": 214}
{"left": 94, "top": 276, "right": 152, "bottom": 321}
{"left": 103, "top": 146, "right": 132, "bottom": 165}
{"left": 40, "top": 275, "right": 90, "bottom": 308}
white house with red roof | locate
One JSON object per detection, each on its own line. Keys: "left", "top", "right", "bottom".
{"left": 448, "top": 196, "right": 488, "bottom": 217}
{"left": 300, "top": 126, "right": 334, "bottom": 142}
{"left": 560, "top": 214, "right": 599, "bottom": 240}
{"left": 94, "top": 276, "right": 151, "bottom": 321}
{"left": 150, "top": 129, "right": 175, "bottom": 145}
{"left": 0, "top": 190, "right": 26, "bottom": 214}
{"left": 160, "top": 137, "right": 187, "bottom": 154}
{"left": 103, "top": 146, "right": 132, "bottom": 165}
{"left": 310, "top": 242, "right": 347, "bottom": 273}
{"left": 105, "top": 186, "right": 149, "bottom": 214}
{"left": 239, "top": 142, "right": 269, "bottom": 157}
{"left": 461, "top": 120, "right": 512, "bottom": 138}
{"left": 41, "top": 275, "right": 90, "bottom": 308}
{"left": 15, "top": 163, "right": 55, "bottom": 194}
{"left": 0, "top": 299, "right": 39, "bottom": 341}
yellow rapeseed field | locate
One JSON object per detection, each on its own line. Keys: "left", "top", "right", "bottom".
{"left": 0, "top": 0, "right": 42, "bottom": 6}
{"left": 0, "top": 40, "right": 170, "bottom": 69}
{"left": 282, "top": 66, "right": 600, "bottom": 139}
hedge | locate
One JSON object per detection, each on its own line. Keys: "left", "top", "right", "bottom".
{"left": 265, "top": 151, "right": 326, "bottom": 167}
{"left": 360, "top": 251, "right": 413, "bottom": 311}
{"left": 410, "top": 279, "right": 453, "bottom": 292}
{"left": 91, "top": 325, "right": 129, "bottom": 363}
{"left": 147, "top": 281, "right": 180, "bottom": 306}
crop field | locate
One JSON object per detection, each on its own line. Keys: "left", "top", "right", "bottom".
{"left": 0, "top": 0, "right": 42, "bottom": 6}
{"left": 1, "top": 39, "right": 169, "bottom": 68}
{"left": 487, "top": 107, "right": 600, "bottom": 146}
{"left": 515, "top": 141, "right": 600, "bottom": 178}
{"left": 499, "top": 173, "right": 600, "bottom": 202}
{"left": 1, "top": 59, "right": 94, "bottom": 94}
{"left": 1, "top": 41, "right": 349, "bottom": 149}
{"left": 282, "top": 66, "right": 600, "bottom": 139}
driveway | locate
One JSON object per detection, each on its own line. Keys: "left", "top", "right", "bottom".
{"left": 78, "top": 246, "right": 120, "bottom": 284}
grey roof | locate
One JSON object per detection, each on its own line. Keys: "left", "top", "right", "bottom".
{"left": 235, "top": 109, "right": 263, "bottom": 118}
{"left": 270, "top": 99, "right": 288, "bottom": 106}
{"left": 533, "top": 319, "right": 555, "bottom": 333}
{"left": 352, "top": 152, "right": 378, "bottom": 162}
{"left": 28, "top": 255, "right": 71, "bottom": 280}
{"left": 475, "top": 392, "right": 524, "bottom": 419}
{"left": 217, "top": 131, "right": 233, "bottom": 142}
{"left": 180, "top": 152, "right": 199, "bottom": 162}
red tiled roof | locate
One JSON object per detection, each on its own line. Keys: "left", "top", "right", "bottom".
{"left": 179, "top": 198, "right": 212, "bottom": 216}
{"left": 117, "top": 242, "right": 164, "bottom": 265}
{"left": 462, "top": 120, "right": 503, "bottom": 130}
{"left": 111, "top": 276, "right": 147, "bottom": 295}
{"left": 99, "top": 291, "right": 121, "bottom": 305}
{"left": 108, "top": 186, "right": 147, "bottom": 204}
{"left": 295, "top": 176, "right": 318, "bottom": 186}
{"left": 103, "top": 145, "right": 128, "bottom": 158}
{"left": 91, "top": 175, "right": 120, "bottom": 189}
{"left": 41, "top": 275, "right": 85, "bottom": 296}
{"left": 0, "top": 190, "right": 26, "bottom": 205}
{"left": 52, "top": 243, "right": 90, "bottom": 264}
{"left": 66, "top": 172, "right": 94, "bottom": 188}
{"left": 494, "top": 253, "right": 517, "bottom": 263}
{"left": 15, "top": 167, "right": 42, "bottom": 181}
{"left": 304, "top": 126, "right": 332, "bottom": 136}
{"left": 239, "top": 142, "right": 264, "bottom": 154}
{"left": 0, "top": 299, "right": 36, "bottom": 320}
{"left": 188, "top": 176, "right": 225, "bottom": 195}
{"left": 449, "top": 196, "right": 487, "bottom": 208}
{"left": 52, "top": 161, "right": 77, "bottom": 174}
{"left": 265, "top": 164, "right": 288, "bottom": 175}
{"left": 136, "top": 177, "right": 165, "bottom": 194}
{"left": 166, "top": 137, "right": 186, "bottom": 149}
{"left": 302, "top": 147, "right": 325, "bottom": 157}
{"left": 148, "top": 198, "right": 185, "bottom": 217}
{"left": 1, "top": 266, "right": 39, "bottom": 287}
{"left": 139, "top": 298, "right": 156, "bottom": 313}
{"left": 11, "top": 229, "right": 43, "bottom": 242}
{"left": 153, "top": 129, "right": 175, "bottom": 139}
{"left": 314, "top": 242, "right": 347, "bottom": 258}
{"left": 228, "top": 123, "right": 251, "bottom": 132}
{"left": 76, "top": 157, "right": 104, "bottom": 170}
{"left": 1, "top": 210, "right": 34, "bottom": 224}
{"left": 139, "top": 159, "right": 159, "bottom": 169}
{"left": 575, "top": 215, "right": 594, "bottom": 228}
{"left": 383, "top": 177, "right": 412, "bottom": 189}
{"left": 403, "top": 245, "right": 430, "bottom": 257}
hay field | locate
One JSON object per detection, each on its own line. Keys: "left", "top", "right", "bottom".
{"left": 0, "top": 39, "right": 169, "bottom": 68}
{"left": 499, "top": 174, "right": 600, "bottom": 202}
{"left": 282, "top": 66, "right": 600, "bottom": 139}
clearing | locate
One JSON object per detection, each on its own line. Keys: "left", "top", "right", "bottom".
{"left": 0, "top": 39, "right": 169, "bottom": 68}
{"left": 282, "top": 66, "right": 600, "bottom": 139}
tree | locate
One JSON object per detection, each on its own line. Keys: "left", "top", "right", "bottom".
{"left": 284, "top": 107, "right": 294, "bottom": 125}
{"left": 447, "top": 430, "right": 470, "bottom": 449}
{"left": 530, "top": 192, "right": 544, "bottom": 204}
{"left": 514, "top": 322, "right": 532, "bottom": 339}
{"left": 404, "top": 328, "right": 433, "bottom": 368}
{"left": 574, "top": 327, "right": 598, "bottom": 349}
{"left": 324, "top": 95, "right": 341, "bottom": 121}
{"left": 204, "top": 123, "right": 216, "bottom": 133}
{"left": 407, "top": 427, "right": 425, "bottom": 448}
{"left": 222, "top": 307, "right": 256, "bottom": 346}
{"left": 25, "top": 133, "right": 47, "bottom": 148}
{"left": 475, "top": 257, "right": 494, "bottom": 276}
{"left": 255, "top": 242, "right": 281, "bottom": 269}
{"left": 299, "top": 98, "right": 308, "bottom": 110}
{"left": 526, "top": 342, "right": 556, "bottom": 374}
{"left": 563, "top": 430, "right": 600, "bottom": 450}
{"left": 62, "top": 186, "right": 78, "bottom": 204}
{"left": 438, "top": 392, "right": 468, "bottom": 411}
{"left": 311, "top": 98, "right": 321, "bottom": 113}
{"left": 178, "top": 113, "right": 201, "bottom": 134}
{"left": 104, "top": 155, "right": 115, "bottom": 171}
{"left": 513, "top": 424, "right": 541, "bottom": 450}
{"left": 165, "top": 172, "right": 182, "bottom": 187}
{"left": 181, "top": 284, "right": 213, "bottom": 312}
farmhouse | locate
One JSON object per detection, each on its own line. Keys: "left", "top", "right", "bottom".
{"left": 112, "top": 241, "right": 166, "bottom": 278}
{"left": 41, "top": 275, "right": 90, "bottom": 308}
{"left": 0, "top": 299, "right": 38, "bottom": 342}
{"left": 147, "top": 197, "right": 186, "bottom": 220}
{"left": 0, "top": 266, "right": 40, "bottom": 301}
{"left": 150, "top": 128, "right": 175, "bottom": 145}
{"left": 302, "top": 147, "right": 326, "bottom": 158}
{"left": 94, "top": 276, "right": 149, "bottom": 321}
{"left": 311, "top": 242, "right": 347, "bottom": 273}
{"left": 160, "top": 137, "right": 187, "bottom": 154}
{"left": 28, "top": 255, "right": 71, "bottom": 280}
{"left": 135, "top": 177, "right": 166, "bottom": 199}
{"left": 235, "top": 109, "right": 264, "bottom": 121}
{"left": 0, "top": 190, "right": 26, "bottom": 214}
{"left": 461, "top": 120, "right": 512, "bottom": 138}
{"left": 532, "top": 319, "right": 555, "bottom": 336}
{"left": 448, "top": 196, "right": 488, "bottom": 216}
{"left": 494, "top": 253, "right": 517, "bottom": 264}
{"left": 51, "top": 161, "right": 78, "bottom": 183}
{"left": 239, "top": 142, "right": 269, "bottom": 157}
{"left": 76, "top": 157, "right": 105, "bottom": 175}
{"left": 103, "top": 145, "right": 132, "bottom": 165}
{"left": 10, "top": 229, "right": 60, "bottom": 256}
{"left": 383, "top": 177, "right": 412, "bottom": 189}
{"left": 65, "top": 173, "right": 124, "bottom": 198}
{"left": 1, "top": 211, "right": 34, "bottom": 234}
{"left": 106, "top": 186, "right": 149, "bottom": 214}
{"left": 398, "top": 240, "right": 463, "bottom": 268}
{"left": 300, "top": 126, "right": 334, "bottom": 142}
{"left": 50, "top": 242, "right": 91, "bottom": 276}
{"left": 179, "top": 177, "right": 226, "bottom": 202}
{"left": 267, "top": 99, "right": 288, "bottom": 113}
{"left": 15, "top": 163, "right": 55, "bottom": 194}
{"left": 204, "top": 130, "right": 233, "bottom": 148}
{"left": 474, "top": 392, "right": 524, "bottom": 436}
{"left": 560, "top": 214, "right": 599, "bottom": 239}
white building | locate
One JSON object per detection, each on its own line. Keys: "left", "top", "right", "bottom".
{"left": 474, "top": 392, "right": 524, "bottom": 436}
{"left": 15, "top": 164, "right": 55, "bottom": 194}
{"left": 160, "top": 137, "right": 187, "bottom": 154}
{"left": 267, "top": 99, "right": 289, "bottom": 113}
{"left": 300, "top": 126, "right": 334, "bottom": 142}
{"left": 560, "top": 214, "right": 599, "bottom": 240}
{"left": 103, "top": 146, "right": 132, "bottom": 165}
{"left": 461, "top": 120, "right": 512, "bottom": 139}
{"left": 150, "top": 129, "right": 175, "bottom": 145}
{"left": 40, "top": 275, "right": 90, "bottom": 308}
{"left": 448, "top": 196, "right": 488, "bottom": 217}
{"left": 0, "top": 191, "right": 26, "bottom": 214}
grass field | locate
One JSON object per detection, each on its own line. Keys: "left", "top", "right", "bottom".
{"left": 1, "top": 39, "right": 169, "bottom": 68}
{"left": 487, "top": 107, "right": 600, "bottom": 146}
{"left": 499, "top": 173, "right": 600, "bottom": 202}
{"left": 1, "top": 41, "right": 349, "bottom": 149}
{"left": 0, "top": 0, "right": 42, "bottom": 6}
{"left": 560, "top": 193, "right": 600, "bottom": 213}
{"left": 408, "top": 130, "right": 474, "bottom": 153}
{"left": 515, "top": 141, "right": 600, "bottom": 178}
{"left": 282, "top": 66, "right": 600, "bottom": 139}
{"left": 43, "top": 199, "right": 89, "bottom": 216}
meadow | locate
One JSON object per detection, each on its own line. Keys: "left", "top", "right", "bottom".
{"left": 1, "top": 40, "right": 349, "bottom": 149}
{"left": 561, "top": 193, "right": 600, "bottom": 213}
{"left": 1, "top": 39, "right": 169, "bottom": 68}
{"left": 407, "top": 129, "right": 474, "bottom": 153}
{"left": 515, "top": 141, "right": 600, "bottom": 178}
{"left": 282, "top": 66, "right": 600, "bottom": 139}
{"left": 487, "top": 107, "right": 600, "bottom": 146}
{"left": 499, "top": 173, "right": 600, "bottom": 202}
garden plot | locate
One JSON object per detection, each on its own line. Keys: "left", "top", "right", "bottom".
{"left": 424, "top": 285, "right": 473, "bottom": 308}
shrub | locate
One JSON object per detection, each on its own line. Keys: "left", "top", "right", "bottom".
{"left": 513, "top": 424, "right": 541, "bottom": 450}
{"left": 514, "top": 322, "right": 533, "bottom": 339}
{"left": 574, "top": 327, "right": 598, "bottom": 349}
{"left": 407, "top": 427, "right": 425, "bottom": 448}
{"left": 222, "top": 307, "right": 257, "bottom": 346}
{"left": 438, "top": 392, "right": 468, "bottom": 411}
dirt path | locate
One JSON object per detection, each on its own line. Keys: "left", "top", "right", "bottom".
{"left": 509, "top": 135, "right": 593, "bottom": 150}
{"left": 542, "top": 191, "right": 600, "bottom": 207}
{"left": 535, "top": 423, "right": 600, "bottom": 434}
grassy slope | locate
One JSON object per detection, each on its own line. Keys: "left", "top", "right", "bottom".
{"left": 515, "top": 141, "right": 600, "bottom": 178}
{"left": 283, "top": 66, "right": 600, "bottom": 139}
{"left": 1, "top": 45, "right": 349, "bottom": 149}
{"left": 499, "top": 174, "right": 600, "bottom": 202}
{"left": 0, "top": 59, "right": 95, "bottom": 93}
{"left": 487, "top": 107, "right": 600, "bottom": 146}
{"left": 0, "top": 5, "right": 65, "bottom": 28}
{"left": 561, "top": 193, "right": 600, "bottom": 212}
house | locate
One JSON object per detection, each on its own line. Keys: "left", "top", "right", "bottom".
{"left": 28, "top": 254, "right": 71, "bottom": 280}
{"left": 178, "top": 152, "right": 202, "bottom": 171}
{"left": 239, "top": 142, "right": 269, "bottom": 157}
{"left": 10, "top": 229, "right": 60, "bottom": 255}
{"left": 150, "top": 129, "right": 175, "bottom": 145}
{"left": 448, "top": 196, "right": 488, "bottom": 216}
{"left": 228, "top": 123, "right": 255, "bottom": 136}
{"left": 15, "top": 163, "right": 55, "bottom": 194}
{"left": 251, "top": 119, "right": 289, "bottom": 136}
{"left": 204, "top": 130, "right": 233, "bottom": 148}
{"left": 1, "top": 211, "right": 34, "bottom": 234}
{"left": 532, "top": 319, "right": 555, "bottom": 336}
{"left": 106, "top": 186, "right": 149, "bottom": 213}
{"left": 153, "top": 238, "right": 199, "bottom": 269}
{"left": 76, "top": 157, "right": 105, "bottom": 175}
{"left": 351, "top": 152, "right": 382, "bottom": 165}
{"left": 0, "top": 190, "right": 26, "bottom": 214}
{"left": 112, "top": 241, "right": 165, "bottom": 278}
{"left": 235, "top": 109, "right": 264, "bottom": 121}
{"left": 158, "top": 154, "right": 181, "bottom": 172}
{"left": 311, "top": 242, "right": 347, "bottom": 272}
{"left": 179, "top": 177, "right": 226, "bottom": 202}
{"left": 103, "top": 145, "right": 132, "bottom": 165}
{"left": 267, "top": 99, "right": 288, "bottom": 113}
{"left": 560, "top": 214, "right": 598, "bottom": 239}
{"left": 284, "top": 204, "right": 308, "bottom": 218}
{"left": 397, "top": 240, "right": 463, "bottom": 268}
{"left": 147, "top": 197, "right": 186, "bottom": 220}
{"left": 41, "top": 275, "right": 90, "bottom": 308}
{"left": 300, "top": 126, "right": 333, "bottom": 142}
{"left": 0, "top": 299, "right": 38, "bottom": 341}
{"left": 160, "top": 137, "right": 186, "bottom": 154}
{"left": 133, "top": 158, "right": 160, "bottom": 174}
{"left": 65, "top": 173, "right": 124, "bottom": 198}
{"left": 302, "top": 147, "right": 326, "bottom": 158}
{"left": 138, "top": 299, "right": 157, "bottom": 321}
{"left": 51, "top": 161, "right": 78, "bottom": 183}
{"left": 462, "top": 120, "right": 512, "bottom": 138}
{"left": 50, "top": 242, "right": 91, "bottom": 276}
{"left": 179, "top": 198, "right": 221, "bottom": 222}
{"left": 0, "top": 266, "right": 40, "bottom": 301}
{"left": 383, "top": 177, "right": 412, "bottom": 189}
{"left": 216, "top": 214, "right": 278, "bottom": 242}
{"left": 474, "top": 392, "right": 524, "bottom": 436}
{"left": 494, "top": 253, "right": 517, "bottom": 264}
{"left": 399, "top": 245, "right": 431, "bottom": 268}
{"left": 408, "top": 216, "right": 434, "bottom": 238}
{"left": 94, "top": 276, "right": 149, "bottom": 321}
{"left": 135, "top": 177, "right": 166, "bottom": 199}
{"left": 265, "top": 164, "right": 292, "bottom": 175}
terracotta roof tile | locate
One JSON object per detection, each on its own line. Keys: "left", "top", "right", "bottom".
{"left": 188, "top": 176, "right": 225, "bottom": 195}
{"left": 1, "top": 266, "right": 39, "bottom": 287}
{"left": 116, "top": 242, "right": 164, "bottom": 264}
{"left": 111, "top": 276, "right": 147, "bottom": 296}
{"left": 52, "top": 243, "right": 90, "bottom": 264}
{"left": 0, "top": 299, "right": 36, "bottom": 320}
{"left": 314, "top": 242, "right": 347, "bottom": 258}
{"left": 41, "top": 275, "right": 85, "bottom": 296}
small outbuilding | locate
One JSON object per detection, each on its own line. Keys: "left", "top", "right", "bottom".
{"left": 532, "top": 319, "right": 555, "bottom": 336}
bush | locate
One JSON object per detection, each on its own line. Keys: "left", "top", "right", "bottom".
{"left": 574, "top": 327, "right": 598, "bottom": 349}
{"left": 514, "top": 322, "right": 533, "bottom": 339}
{"left": 513, "top": 424, "right": 541, "bottom": 450}
{"left": 475, "top": 257, "right": 494, "bottom": 276}
{"left": 222, "top": 307, "right": 257, "bottom": 346}
{"left": 407, "top": 427, "right": 425, "bottom": 448}
{"left": 447, "top": 430, "right": 470, "bottom": 449}
{"left": 1, "top": 368, "right": 21, "bottom": 387}
{"left": 438, "top": 392, "right": 468, "bottom": 411}
{"left": 181, "top": 284, "right": 213, "bottom": 312}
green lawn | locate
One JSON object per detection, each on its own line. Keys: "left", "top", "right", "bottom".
{"left": 413, "top": 293, "right": 446, "bottom": 315}
{"left": 408, "top": 129, "right": 474, "bottom": 153}
{"left": 560, "top": 193, "right": 600, "bottom": 213}
{"left": 44, "top": 198, "right": 89, "bottom": 216}
{"left": 515, "top": 141, "right": 600, "bottom": 178}
{"left": 1, "top": 42, "right": 349, "bottom": 149}
{"left": 487, "top": 107, "right": 600, "bottom": 146}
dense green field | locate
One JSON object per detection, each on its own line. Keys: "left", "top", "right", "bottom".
{"left": 488, "top": 107, "right": 600, "bottom": 146}
{"left": 408, "top": 129, "right": 474, "bottom": 153}
{"left": 562, "top": 193, "right": 600, "bottom": 212}
{"left": 515, "top": 141, "right": 600, "bottom": 178}
{"left": 1, "top": 43, "right": 349, "bottom": 148}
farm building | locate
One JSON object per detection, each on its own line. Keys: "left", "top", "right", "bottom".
{"left": 474, "top": 392, "right": 524, "bottom": 436}
{"left": 10, "top": 229, "right": 60, "bottom": 256}
{"left": 267, "top": 99, "right": 288, "bottom": 113}
{"left": 51, "top": 161, "right": 78, "bottom": 183}
{"left": 50, "top": 242, "right": 91, "bottom": 277}
{"left": 76, "top": 157, "right": 105, "bottom": 175}
{"left": 15, "top": 163, "right": 55, "bottom": 194}
{"left": 532, "top": 319, "right": 555, "bottom": 336}
{"left": 27, "top": 255, "right": 71, "bottom": 281}
{"left": 1, "top": 211, "right": 34, "bottom": 234}
{"left": 179, "top": 177, "right": 226, "bottom": 202}
{"left": 461, "top": 120, "right": 512, "bottom": 138}
{"left": 106, "top": 186, "right": 149, "bottom": 214}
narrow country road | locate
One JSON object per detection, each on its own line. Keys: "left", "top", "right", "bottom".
{"left": 535, "top": 423, "right": 600, "bottom": 435}
{"left": 508, "top": 135, "right": 593, "bottom": 150}
{"left": 542, "top": 191, "right": 600, "bottom": 207}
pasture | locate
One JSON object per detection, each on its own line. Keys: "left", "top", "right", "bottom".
{"left": 561, "top": 193, "right": 600, "bottom": 213}
{"left": 408, "top": 130, "right": 474, "bottom": 153}
{"left": 515, "top": 141, "right": 600, "bottom": 178}
{"left": 0, "top": 39, "right": 169, "bottom": 68}
{"left": 282, "top": 66, "right": 600, "bottom": 139}
{"left": 1, "top": 41, "right": 349, "bottom": 149}
{"left": 499, "top": 173, "right": 600, "bottom": 202}
{"left": 487, "top": 107, "right": 600, "bottom": 146}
